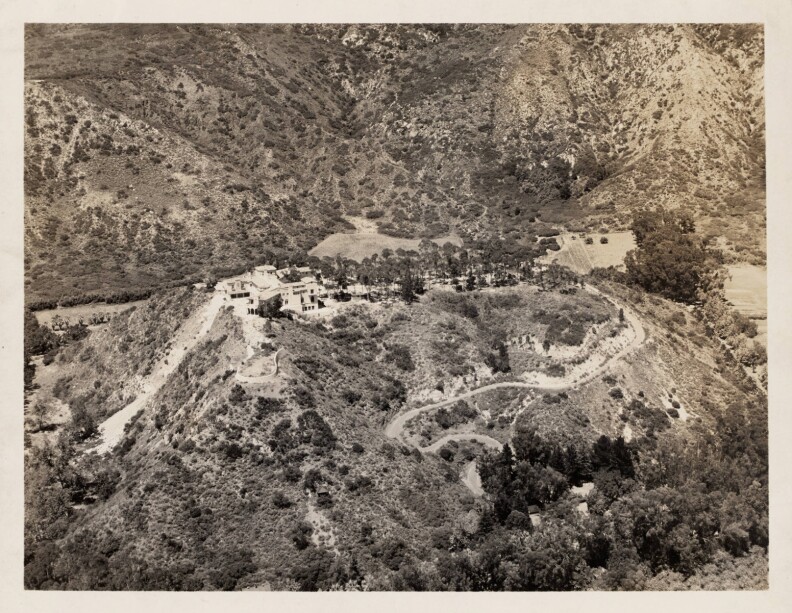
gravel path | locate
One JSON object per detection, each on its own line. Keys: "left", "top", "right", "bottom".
{"left": 92, "top": 293, "right": 226, "bottom": 454}
{"left": 384, "top": 382, "right": 539, "bottom": 439}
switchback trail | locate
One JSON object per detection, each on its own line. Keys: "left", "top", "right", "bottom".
{"left": 384, "top": 382, "right": 539, "bottom": 439}
{"left": 93, "top": 293, "right": 226, "bottom": 454}
{"left": 423, "top": 433, "right": 504, "bottom": 453}
{"left": 384, "top": 284, "right": 646, "bottom": 493}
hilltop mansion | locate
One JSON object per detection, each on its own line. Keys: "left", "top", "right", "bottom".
{"left": 220, "top": 265, "right": 325, "bottom": 315}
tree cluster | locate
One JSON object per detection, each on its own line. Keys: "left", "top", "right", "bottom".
{"left": 625, "top": 208, "right": 718, "bottom": 304}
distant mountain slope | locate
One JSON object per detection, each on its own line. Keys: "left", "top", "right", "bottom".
{"left": 24, "top": 24, "right": 765, "bottom": 304}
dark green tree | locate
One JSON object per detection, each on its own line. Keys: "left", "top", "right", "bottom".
{"left": 625, "top": 207, "right": 716, "bottom": 304}
{"left": 260, "top": 295, "right": 283, "bottom": 318}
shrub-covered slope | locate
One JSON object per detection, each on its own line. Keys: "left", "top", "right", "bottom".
{"left": 24, "top": 279, "right": 767, "bottom": 590}
{"left": 25, "top": 24, "right": 765, "bottom": 304}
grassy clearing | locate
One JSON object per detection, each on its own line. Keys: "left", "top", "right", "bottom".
{"left": 724, "top": 264, "right": 767, "bottom": 346}
{"left": 309, "top": 231, "right": 462, "bottom": 262}
{"left": 540, "top": 231, "right": 636, "bottom": 274}
{"left": 34, "top": 299, "right": 148, "bottom": 328}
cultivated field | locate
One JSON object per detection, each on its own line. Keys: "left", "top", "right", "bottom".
{"left": 309, "top": 216, "right": 462, "bottom": 261}
{"left": 725, "top": 264, "right": 767, "bottom": 345}
{"left": 725, "top": 265, "right": 767, "bottom": 317}
{"left": 540, "top": 232, "right": 636, "bottom": 275}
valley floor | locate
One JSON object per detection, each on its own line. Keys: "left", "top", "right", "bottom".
{"left": 538, "top": 231, "right": 635, "bottom": 275}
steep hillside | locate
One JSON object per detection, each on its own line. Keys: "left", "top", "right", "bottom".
{"left": 24, "top": 277, "right": 767, "bottom": 590}
{"left": 44, "top": 288, "right": 209, "bottom": 424}
{"left": 24, "top": 24, "right": 765, "bottom": 304}
{"left": 495, "top": 25, "right": 765, "bottom": 247}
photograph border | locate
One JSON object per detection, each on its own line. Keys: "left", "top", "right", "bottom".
{"left": 2, "top": 1, "right": 790, "bottom": 612}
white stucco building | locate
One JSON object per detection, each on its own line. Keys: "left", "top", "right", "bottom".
{"left": 219, "top": 265, "right": 325, "bottom": 315}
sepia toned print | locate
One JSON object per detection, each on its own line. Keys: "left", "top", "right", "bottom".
{"left": 23, "top": 24, "right": 767, "bottom": 591}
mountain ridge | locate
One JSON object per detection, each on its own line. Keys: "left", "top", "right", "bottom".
{"left": 25, "top": 24, "right": 765, "bottom": 304}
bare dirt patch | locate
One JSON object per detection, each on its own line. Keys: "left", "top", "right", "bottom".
{"left": 305, "top": 502, "right": 337, "bottom": 551}
{"left": 460, "top": 461, "right": 484, "bottom": 497}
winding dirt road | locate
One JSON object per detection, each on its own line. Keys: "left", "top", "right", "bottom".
{"left": 423, "top": 433, "right": 504, "bottom": 453}
{"left": 384, "top": 284, "right": 646, "bottom": 495}
{"left": 93, "top": 293, "right": 226, "bottom": 454}
{"left": 384, "top": 382, "right": 539, "bottom": 439}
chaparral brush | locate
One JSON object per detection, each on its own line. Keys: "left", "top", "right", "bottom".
{"left": 23, "top": 23, "right": 767, "bottom": 592}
